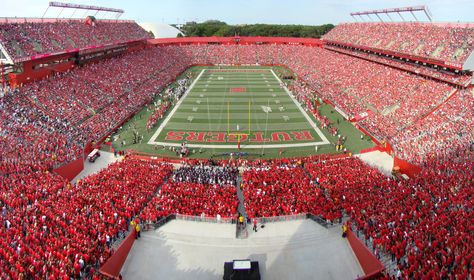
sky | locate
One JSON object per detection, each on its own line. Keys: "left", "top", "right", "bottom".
{"left": 1, "top": 0, "right": 473, "bottom": 25}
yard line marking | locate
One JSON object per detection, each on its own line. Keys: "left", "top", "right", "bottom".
{"left": 270, "top": 69, "right": 329, "bottom": 145}
{"left": 148, "top": 68, "right": 331, "bottom": 149}
{"left": 148, "top": 69, "right": 206, "bottom": 145}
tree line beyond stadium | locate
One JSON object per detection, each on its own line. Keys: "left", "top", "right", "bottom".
{"left": 178, "top": 20, "right": 335, "bottom": 38}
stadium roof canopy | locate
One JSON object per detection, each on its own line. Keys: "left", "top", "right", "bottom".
{"left": 350, "top": 6, "right": 433, "bottom": 22}
{"left": 43, "top": 2, "right": 124, "bottom": 19}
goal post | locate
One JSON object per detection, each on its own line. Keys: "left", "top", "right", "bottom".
{"left": 227, "top": 133, "right": 249, "bottom": 150}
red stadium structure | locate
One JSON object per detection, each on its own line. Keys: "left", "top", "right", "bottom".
{"left": 0, "top": 4, "right": 473, "bottom": 279}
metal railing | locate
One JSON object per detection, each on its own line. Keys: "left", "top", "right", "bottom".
{"left": 350, "top": 223, "right": 397, "bottom": 277}
{"left": 141, "top": 214, "right": 176, "bottom": 232}
{"left": 140, "top": 212, "right": 341, "bottom": 233}
{"left": 254, "top": 213, "right": 308, "bottom": 224}
{"left": 307, "top": 213, "right": 340, "bottom": 228}
{"left": 236, "top": 221, "right": 248, "bottom": 239}
{"left": 175, "top": 213, "right": 236, "bottom": 224}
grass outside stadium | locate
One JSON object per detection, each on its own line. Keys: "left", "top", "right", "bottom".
{"left": 110, "top": 66, "right": 374, "bottom": 159}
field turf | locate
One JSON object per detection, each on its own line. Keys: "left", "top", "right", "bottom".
{"left": 111, "top": 66, "right": 374, "bottom": 159}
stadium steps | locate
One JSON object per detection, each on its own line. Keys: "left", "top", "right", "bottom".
{"left": 373, "top": 39, "right": 382, "bottom": 47}
{"left": 103, "top": 35, "right": 111, "bottom": 44}
{"left": 79, "top": 36, "right": 89, "bottom": 46}
{"left": 345, "top": 88, "right": 370, "bottom": 110}
{"left": 413, "top": 42, "right": 425, "bottom": 55}
{"left": 157, "top": 227, "right": 335, "bottom": 248}
{"left": 110, "top": 230, "right": 130, "bottom": 251}
{"left": 9, "top": 40, "right": 25, "bottom": 58}
{"left": 365, "top": 103, "right": 378, "bottom": 114}
{"left": 350, "top": 227, "right": 398, "bottom": 278}
{"left": 380, "top": 104, "right": 400, "bottom": 116}
{"left": 235, "top": 175, "right": 249, "bottom": 239}
{"left": 66, "top": 37, "right": 77, "bottom": 48}
{"left": 24, "top": 95, "right": 61, "bottom": 120}
{"left": 51, "top": 39, "right": 63, "bottom": 50}
{"left": 398, "top": 42, "right": 411, "bottom": 53}
{"left": 92, "top": 35, "right": 101, "bottom": 44}
{"left": 430, "top": 44, "right": 445, "bottom": 58}
{"left": 70, "top": 101, "right": 95, "bottom": 126}
{"left": 453, "top": 43, "right": 467, "bottom": 61}
{"left": 235, "top": 176, "right": 247, "bottom": 218}
{"left": 31, "top": 40, "right": 43, "bottom": 53}
{"left": 110, "top": 172, "right": 172, "bottom": 251}
{"left": 396, "top": 88, "right": 460, "bottom": 135}
{"left": 385, "top": 40, "right": 396, "bottom": 49}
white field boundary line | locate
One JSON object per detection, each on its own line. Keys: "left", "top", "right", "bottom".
{"left": 148, "top": 68, "right": 330, "bottom": 149}
{"left": 148, "top": 69, "right": 206, "bottom": 145}
{"left": 270, "top": 69, "right": 330, "bottom": 145}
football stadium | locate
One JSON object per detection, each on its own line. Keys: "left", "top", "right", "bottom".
{"left": 0, "top": 1, "right": 473, "bottom": 279}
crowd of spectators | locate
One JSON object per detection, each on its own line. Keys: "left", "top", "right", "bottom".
{"left": 390, "top": 89, "right": 474, "bottom": 163}
{"left": 146, "top": 100, "right": 170, "bottom": 131}
{"left": 0, "top": 46, "right": 190, "bottom": 168}
{"left": 2, "top": 145, "right": 471, "bottom": 278}
{"left": 241, "top": 163, "right": 341, "bottom": 221}
{"left": 0, "top": 20, "right": 150, "bottom": 59}
{"left": 2, "top": 41, "right": 471, "bottom": 168}
{"left": 170, "top": 44, "right": 459, "bottom": 143}
{"left": 0, "top": 91, "right": 82, "bottom": 168}
{"left": 172, "top": 164, "right": 238, "bottom": 186}
{"left": 283, "top": 45, "right": 454, "bottom": 139}
{"left": 305, "top": 153, "right": 473, "bottom": 278}
{"left": 0, "top": 158, "right": 172, "bottom": 279}
{"left": 140, "top": 165, "right": 239, "bottom": 223}
{"left": 1, "top": 22, "right": 473, "bottom": 280}
{"left": 325, "top": 45, "right": 473, "bottom": 87}
{"left": 322, "top": 22, "right": 474, "bottom": 64}
{"left": 22, "top": 46, "right": 184, "bottom": 127}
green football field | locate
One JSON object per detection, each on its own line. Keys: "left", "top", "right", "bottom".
{"left": 111, "top": 66, "right": 375, "bottom": 159}
{"left": 148, "top": 68, "right": 329, "bottom": 149}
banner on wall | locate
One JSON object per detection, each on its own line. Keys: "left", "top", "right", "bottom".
{"left": 350, "top": 111, "right": 371, "bottom": 122}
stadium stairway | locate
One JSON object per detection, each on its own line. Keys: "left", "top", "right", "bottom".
{"left": 235, "top": 175, "right": 249, "bottom": 239}
{"left": 301, "top": 166, "right": 334, "bottom": 202}
{"left": 351, "top": 227, "right": 399, "bottom": 277}
{"left": 397, "top": 87, "right": 460, "bottom": 135}
{"left": 111, "top": 173, "right": 172, "bottom": 251}
{"left": 111, "top": 230, "right": 129, "bottom": 252}
{"left": 25, "top": 95, "right": 61, "bottom": 120}
{"left": 235, "top": 176, "right": 247, "bottom": 218}
{"left": 304, "top": 166, "right": 397, "bottom": 276}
